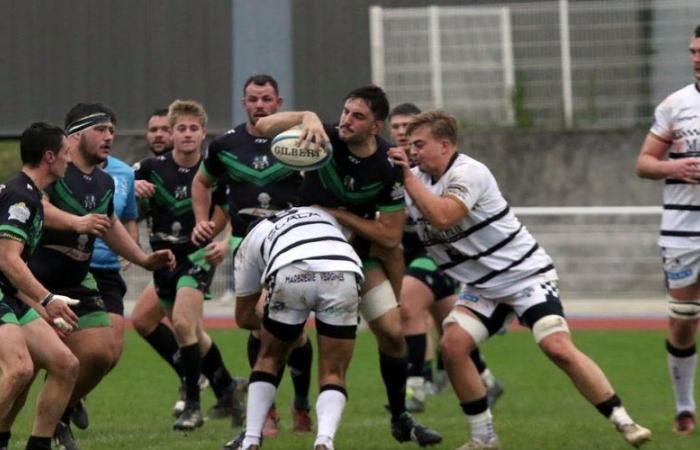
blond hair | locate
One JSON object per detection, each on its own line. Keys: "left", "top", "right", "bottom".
{"left": 168, "top": 99, "right": 208, "bottom": 128}
{"left": 406, "top": 110, "right": 458, "bottom": 145}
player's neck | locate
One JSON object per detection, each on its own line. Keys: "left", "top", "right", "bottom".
{"left": 246, "top": 121, "right": 261, "bottom": 137}
{"left": 21, "top": 167, "right": 51, "bottom": 190}
{"left": 348, "top": 136, "right": 377, "bottom": 158}
{"left": 172, "top": 147, "right": 201, "bottom": 167}
{"left": 70, "top": 153, "right": 96, "bottom": 175}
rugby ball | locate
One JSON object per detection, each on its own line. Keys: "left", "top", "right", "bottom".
{"left": 271, "top": 128, "right": 333, "bottom": 171}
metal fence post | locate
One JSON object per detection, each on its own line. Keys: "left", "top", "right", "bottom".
{"left": 559, "top": 0, "right": 574, "bottom": 128}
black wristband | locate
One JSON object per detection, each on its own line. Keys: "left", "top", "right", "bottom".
{"left": 41, "top": 293, "right": 54, "bottom": 307}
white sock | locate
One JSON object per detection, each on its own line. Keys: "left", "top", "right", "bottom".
{"left": 243, "top": 380, "right": 277, "bottom": 447}
{"left": 315, "top": 388, "right": 347, "bottom": 444}
{"left": 467, "top": 409, "right": 496, "bottom": 442}
{"left": 668, "top": 352, "right": 697, "bottom": 413}
{"left": 609, "top": 406, "right": 634, "bottom": 428}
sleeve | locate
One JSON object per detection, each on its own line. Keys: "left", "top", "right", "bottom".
{"left": 212, "top": 179, "right": 230, "bottom": 210}
{"left": 443, "top": 164, "right": 489, "bottom": 212}
{"left": 106, "top": 177, "right": 116, "bottom": 218}
{"left": 377, "top": 165, "right": 405, "bottom": 213}
{"left": 0, "top": 191, "right": 35, "bottom": 245}
{"left": 649, "top": 97, "right": 674, "bottom": 143}
{"left": 233, "top": 232, "right": 265, "bottom": 296}
{"left": 201, "top": 138, "right": 226, "bottom": 179}
{"left": 121, "top": 170, "right": 138, "bottom": 220}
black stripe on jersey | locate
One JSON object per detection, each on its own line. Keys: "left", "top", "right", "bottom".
{"left": 664, "top": 204, "right": 700, "bottom": 211}
{"left": 660, "top": 230, "right": 700, "bottom": 237}
{"left": 439, "top": 225, "right": 524, "bottom": 271}
{"left": 423, "top": 206, "right": 510, "bottom": 247}
{"left": 266, "top": 236, "right": 349, "bottom": 273}
{"left": 467, "top": 242, "right": 541, "bottom": 287}
{"left": 668, "top": 151, "right": 700, "bottom": 159}
{"left": 266, "top": 220, "right": 337, "bottom": 258}
{"left": 264, "top": 254, "right": 359, "bottom": 279}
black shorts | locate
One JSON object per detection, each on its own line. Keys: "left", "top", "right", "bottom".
{"left": 405, "top": 256, "right": 458, "bottom": 300}
{"left": 91, "top": 268, "right": 127, "bottom": 316}
{"left": 153, "top": 249, "right": 215, "bottom": 306}
{"left": 49, "top": 272, "right": 111, "bottom": 329}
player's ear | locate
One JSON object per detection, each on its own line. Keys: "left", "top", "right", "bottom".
{"left": 44, "top": 151, "right": 55, "bottom": 164}
{"left": 371, "top": 119, "right": 384, "bottom": 135}
{"left": 276, "top": 96, "right": 284, "bottom": 108}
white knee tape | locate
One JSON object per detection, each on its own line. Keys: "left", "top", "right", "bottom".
{"left": 360, "top": 280, "right": 397, "bottom": 322}
{"left": 532, "top": 315, "right": 570, "bottom": 344}
{"left": 442, "top": 309, "right": 489, "bottom": 345}
{"left": 668, "top": 299, "right": 700, "bottom": 320}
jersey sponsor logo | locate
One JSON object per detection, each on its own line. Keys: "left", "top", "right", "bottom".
{"left": 84, "top": 195, "right": 96, "bottom": 210}
{"left": 258, "top": 192, "right": 271, "bottom": 209}
{"left": 252, "top": 155, "right": 270, "bottom": 170}
{"left": 254, "top": 138, "right": 268, "bottom": 144}
{"left": 666, "top": 269, "right": 693, "bottom": 280}
{"left": 347, "top": 154, "right": 360, "bottom": 164}
{"left": 8, "top": 202, "right": 30, "bottom": 223}
{"left": 174, "top": 185, "right": 188, "bottom": 200}
{"left": 343, "top": 175, "right": 355, "bottom": 191}
{"left": 171, "top": 221, "right": 182, "bottom": 237}
{"left": 77, "top": 234, "right": 89, "bottom": 251}
{"left": 458, "top": 291, "right": 480, "bottom": 302}
{"left": 390, "top": 182, "right": 404, "bottom": 201}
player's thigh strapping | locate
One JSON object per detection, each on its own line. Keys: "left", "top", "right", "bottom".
{"left": 662, "top": 246, "right": 700, "bottom": 319}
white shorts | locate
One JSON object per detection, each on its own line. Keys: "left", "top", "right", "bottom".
{"left": 661, "top": 246, "right": 700, "bottom": 289}
{"left": 266, "top": 265, "right": 360, "bottom": 334}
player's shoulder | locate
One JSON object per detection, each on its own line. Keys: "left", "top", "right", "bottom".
{"left": 0, "top": 173, "right": 38, "bottom": 201}
{"left": 659, "top": 83, "right": 699, "bottom": 109}
{"left": 447, "top": 153, "right": 493, "bottom": 181}
{"left": 209, "top": 123, "right": 250, "bottom": 149}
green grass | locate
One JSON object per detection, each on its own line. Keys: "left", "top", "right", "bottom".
{"left": 9, "top": 329, "right": 699, "bottom": 449}
{"left": 0, "top": 140, "right": 21, "bottom": 181}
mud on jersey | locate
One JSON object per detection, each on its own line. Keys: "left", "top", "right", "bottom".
{"left": 202, "top": 123, "right": 303, "bottom": 237}
{"left": 29, "top": 163, "right": 115, "bottom": 289}
{"left": 0, "top": 172, "right": 44, "bottom": 296}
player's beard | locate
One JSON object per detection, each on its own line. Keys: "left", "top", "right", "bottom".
{"left": 79, "top": 140, "right": 107, "bottom": 166}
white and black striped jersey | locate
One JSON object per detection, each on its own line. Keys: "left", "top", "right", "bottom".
{"left": 406, "top": 153, "right": 557, "bottom": 297}
{"left": 234, "top": 206, "right": 364, "bottom": 296}
{"left": 649, "top": 83, "right": 700, "bottom": 247}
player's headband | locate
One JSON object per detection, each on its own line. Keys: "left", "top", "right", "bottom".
{"left": 66, "top": 112, "right": 111, "bottom": 135}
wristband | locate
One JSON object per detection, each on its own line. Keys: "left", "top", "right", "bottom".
{"left": 41, "top": 293, "right": 55, "bottom": 307}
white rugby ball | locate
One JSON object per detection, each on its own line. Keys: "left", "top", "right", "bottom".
{"left": 271, "top": 128, "right": 333, "bottom": 171}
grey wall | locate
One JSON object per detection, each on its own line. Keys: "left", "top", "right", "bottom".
{"left": 0, "top": 0, "right": 232, "bottom": 136}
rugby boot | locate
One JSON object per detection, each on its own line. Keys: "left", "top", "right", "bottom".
{"left": 173, "top": 407, "right": 204, "bottom": 431}
{"left": 485, "top": 381, "right": 504, "bottom": 409}
{"left": 262, "top": 406, "right": 280, "bottom": 438}
{"left": 455, "top": 437, "right": 500, "bottom": 450}
{"left": 173, "top": 383, "right": 187, "bottom": 418}
{"left": 616, "top": 422, "right": 652, "bottom": 448}
{"left": 222, "top": 430, "right": 261, "bottom": 450}
{"left": 292, "top": 406, "right": 313, "bottom": 432}
{"left": 53, "top": 421, "right": 79, "bottom": 450}
{"left": 209, "top": 377, "right": 249, "bottom": 421}
{"left": 71, "top": 398, "right": 89, "bottom": 430}
{"left": 391, "top": 412, "right": 442, "bottom": 446}
{"left": 673, "top": 410, "right": 696, "bottom": 435}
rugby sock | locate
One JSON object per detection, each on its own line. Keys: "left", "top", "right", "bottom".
{"left": 201, "top": 342, "right": 234, "bottom": 399}
{"left": 422, "top": 360, "right": 434, "bottom": 382}
{"left": 316, "top": 385, "right": 347, "bottom": 445}
{"left": 379, "top": 351, "right": 408, "bottom": 419}
{"left": 666, "top": 341, "right": 697, "bottom": 413}
{"left": 143, "top": 322, "right": 184, "bottom": 378}
{"left": 244, "top": 371, "right": 279, "bottom": 447}
{"left": 25, "top": 436, "right": 51, "bottom": 450}
{"left": 405, "top": 333, "right": 427, "bottom": 377}
{"left": 287, "top": 338, "right": 313, "bottom": 410}
{"left": 461, "top": 397, "right": 495, "bottom": 442}
{"left": 180, "top": 343, "right": 202, "bottom": 408}
{"left": 470, "top": 348, "right": 488, "bottom": 374}
{"left": 595, "top": 394, "right": 634, "bottom": 427}
{"left": 246, "top": 333, "right": 261, "bottom": 369}
{"left": 0, "top": 431, "right": 10, "bottom": 448}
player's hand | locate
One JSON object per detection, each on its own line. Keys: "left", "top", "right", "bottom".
{"left": 192, "top": 220, "right": 215, "bottom": 245}
{"left": 666, "top": 158, "right": 700, "bottom": 183}
{"left": 135, "top": 180, "right": 156, "bottom": 198}
{"left": 204, "top": 240, "right": 227, "bottom": 266}
{"left": 45, "top": 294, "right": 80, "bottom": 331}
{"left": 141, "top": 249, "right": 176, "bottom": 271}
{"left": 388, "top": 147, "right": 411, "bottom": 169}
{"left": 73, "top": 214, "right": 112, "bottom": 236}
{"left": 298, "top": 113, "right": 328, "bottom": 151}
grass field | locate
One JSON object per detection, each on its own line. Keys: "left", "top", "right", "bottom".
{"left": 9, "top": 328, "right": 700, "bottom": 450}
{"left": 0, "top": 140, "right": 21, "bottom": 182}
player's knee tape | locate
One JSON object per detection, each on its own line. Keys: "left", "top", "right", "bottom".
{"left": 360, "top": 280, "right": 397, "bottom": 322}
{"left": 442, "top": 309, "right": 489, "bottom": 346}
{"left": 668, "top": 298, "right": 700, "bottom": 320}
{"left": 531, "top": 314, "right": 569, "bottom": 344}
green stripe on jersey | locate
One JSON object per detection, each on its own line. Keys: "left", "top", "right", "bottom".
{"left": 0, "top": 224, "right": 28, "bottom": 242}
{"left": 218, "top": 151, "right": 295, "bottom": 187}
{"left": 318, "top": 160, "right": 384, "bottom": 203}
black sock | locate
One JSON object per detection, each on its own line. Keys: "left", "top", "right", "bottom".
{"left": 470, "top": 348, "right": 487, "bottom": 374}
{"left": 379, "top": 351, "right": 408, "bottom": 420}
{"left": 201, "top": 342, "right": 234, "bottom": 399}
{"left": 436, "top": 350, "right": 445, "bottom": 371}
{"left": 287, "top": 338, "right": 312, "bottom": 410}
{"left": 60, "top": 407, "right": 72, "bottom": 424}
{"left": 180, "top": 343, "right": 202, "bottom": 408}
{"left": 247, "top": 333, "right": 261, "bottom": 369}
{"left": 595, "top": 394, "right": 622, "bottom": 418}
{"left": 405, "top": 334, "right": 427, "bottom": 377}
{"left": 0, "top": 431, "right": 10, "bottom": 447}
{"left": 25, "top": 436, "right": 51, "bottom": 450}
{"left": 422, "top": 360, "right": 434, "bottom": 382}
{"left": 144, "top": 322, "right": 184, "bottom": 378}
{"left": 461, "top": 396, "right": 488, "bottom": 416}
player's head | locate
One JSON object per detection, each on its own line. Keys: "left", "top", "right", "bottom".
{"left": 338, "top": 85, "right": 389, "bottom": 144}
{"left": 146, "top": 108, "right": 172, "bottom": 155}
{"left": 20, "top": 122, "right": 70, "bottom": 179}
{"left": 168, "top": 99, "right": 207, "bottom": 155}
{"left": 65, "top": 103, "right": 116, "bottom": 166}
{"left": 405, "top": 110, "right": 458, "bottom": 176}
{"left": 690, "top": 25, "right": 700, "bottom": 82}
{"left": 242, "top": 74, "right": 283, "bottom": 126}
{"left": 389, "top": 103, "right": 422, "bottom": 163}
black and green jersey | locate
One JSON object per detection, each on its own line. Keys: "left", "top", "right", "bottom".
{"left": 135, "top": 152, "right": 226, "bottom": 254}
{"left": 202, "top": 123, "right": 303, "bottom": 237}
{"left": 29, "top": 163, "right": 115, "bottom": 289}
{"left": 0, "top": 172, "right": 44, "bottom": 297}
{"left": 300, "top": 124, "right": 405, "bottom": 219}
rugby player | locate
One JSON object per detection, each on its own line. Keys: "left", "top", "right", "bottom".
{"left": 0, "top": 122, "right": 79, "bottom": 450}
{"left": 134, "top": 99, "right": 244, "bottom": 431}
{"left": 224, "top": 207, "right": 363, "bottom": 450}
{"left": 635, "top": 23, "right": 700, "bottom": 435}
{"left": 390, "top": 110, "right": 651, "bottom": 449}
{"left": 254, "top": 85, "right": 442, "bottom": 446}
{"left": 191, "top": 74, "right": 313, "bottom": 436}
{"left": 27, "top": 103, "right": 176, "bottom": 450}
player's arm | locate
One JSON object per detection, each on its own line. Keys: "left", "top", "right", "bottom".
{"left": 191, "top": 169, "right": 217, "bottom": 244}
{"left": 101, "top": 216, "right": 175, "bottom": 271}
{"left": 255, "top": 111, "right": 328, "bottom": 150}
{"left": 325, "top": 207, "right": 405, "bottom": 249}
{"left": 636, "top": 132, "right": 700, "bottom": 182}
{"left": 204, "top": 207, "right": 231, "bottom": 267}
{"left": 41, "top": 197, "right": 112, "bottom": 235}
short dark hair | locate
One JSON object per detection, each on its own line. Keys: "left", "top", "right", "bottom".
{"left": 150, "top": 108, "right": 169, "bottom": 119}
{"left": 243, "top": 74, "right": 279, "bottom": 96}
{"left": 20, "top": 122, "right": 66, "bottom": 167}
{"left": 64, "top": 103, "right": 117, "bottom": 129}
{"left": 344, "top": 85, "right": 389, "bottom": 121}
{"left": 389, "top": 103, "right": 421, "bottom": 120}
{"left": 695, "top": 24, "right": 700, "bottom": 38}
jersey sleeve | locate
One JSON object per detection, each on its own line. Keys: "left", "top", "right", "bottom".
{"left": 443, "top": 164, "right": 489, "bottom": 212}
{"left": 649, "top": 97, "right": 674, "bottom": 143}
{"left": 201, "top": 138, "right": 227, "bottom": 179}
{"left": 121, "top": 170, "right": 138, "bottom": 221}
{"left": 377, "top": 165, "right": 405, "bottom": 213}
{"left": 0, "top": 190, "right": 37, "bottom": 245}
{"left": 133, "top": 157, "right": 151, "bottom": 181}
{"left": 212, "top": 179, "right": 229, "bottom": 210}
